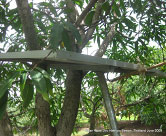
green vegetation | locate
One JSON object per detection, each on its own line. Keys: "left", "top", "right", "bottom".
{"left": 0, "top": 0, "right": 166, "bottom": 136}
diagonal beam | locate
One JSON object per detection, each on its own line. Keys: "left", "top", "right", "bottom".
{"left": 97, "top": 72, "right": 120, "bottom": 136}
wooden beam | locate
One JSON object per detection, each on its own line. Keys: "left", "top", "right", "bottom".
{"left": 48, "top": 63, "right": 116, "bottom": 72}
{"left": 0, "top": 50, "right": 138, "bottom": 69}
{"left": 0, "top": 50, "right": 166, "bottom": 78}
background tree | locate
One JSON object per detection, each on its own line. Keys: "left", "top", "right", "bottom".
{"left": 0, "top": 0, "right": 166, "bottom": 136}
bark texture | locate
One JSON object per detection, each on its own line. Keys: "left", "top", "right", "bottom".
{"left": 35, "top": 93, "right": 55, "bottom": 136}
{"left": 15, "top": 0, "right": 53, "bottom": 136}
{"left": 0, "top": 112, "right": 13, "bottom": 136}
{"left": 55, "top": 1, "right": 84, "bottom": 135}
{"left": 15, "top": 0, "right": 40, "bottom": 50}
{"left": 56, "top": 70, "right": 83, "bottom": 136}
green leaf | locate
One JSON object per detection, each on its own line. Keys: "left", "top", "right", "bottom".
{"left": 20, "top": 72, "right": 28, "bottom": 93}
{"left": 136, "top": 0, "right": 142, "bottom": 13}
{"left": 63, "top": 22, "right": 82, "bottom": 44}
{"left": 119, "top": 23, "right": 124, "bottom": 32}
{"left": 50, "top": 23, "right": 64, "bottom": 49}
{"left": 31, "top": 68, "right": 53, "bottom": 97}
{"left": 45, "top": 78, "right": 54, "bottom": 97}
{"left": 84, "top": 11, "right": 95, "bottom": 26}
{"left": 55, "top": 68, "right": 63, "bottom": 79}
{"left": 37, "top": 20, "right": 47, "bottom": 34}
{"left": 102, "top": 1, "right": 110, "bottom": 12}
{"left": 35, "top": 68, "right": 54, "bottom": 97}
{"left": 85, "top": 0, "right": 89, "bottom": 4}
{"left": 120, "top": 0, "right": 125, "bottom": 11}
{"left": 38, "top": 2, "right": 57, "bottom": 15}
{"left": 62, "top": 29, "right": 71, "bottom": 51}
{"left": 123, "top": 18, "right": 136, "bottom": 30}
{"left": 38, "top": 2, "right": 49, "bottom": 7}
{"left": 0, "top": 71, "right": 20, "bottom": 99}
{"left": 97, "top": 36, "right": 100, "bottom": 47}
{"left": 129, "top": 16, "right": 136, "bottom": 22}
{"left": 30, "top": 70, "right": 49, "bottom": 102}
{"left": 0, "top": 91, "right": 8, "bottom": 120}
{"left": 135, "top": 41, "right": 138, "bottom": 54}
{"left": 8, "top": 8, "right": 17, "bottom": 16}
{"left": 112, "top": 2, "right": 121, "bottom": 17}
{"left": 35, "top": 67, "right": 50, "bottom": 79}
{"left": 73, "top": 0, "right": 83, "bottom": 8}
{"left": 21, "top": 79, "right": 34, "bottom": 108}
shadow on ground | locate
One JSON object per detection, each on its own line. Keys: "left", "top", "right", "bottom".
{"left": 74, "top": 121, "right": 166, "bottom": 136}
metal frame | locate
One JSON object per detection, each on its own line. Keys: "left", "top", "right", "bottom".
{"left": 0, "top": 50, "right": 166, "bottom": 77}
{"left": 97, "top": 72, "right": 120, "bottom": 136}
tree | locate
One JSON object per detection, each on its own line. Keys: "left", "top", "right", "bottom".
{"left": 0, "top": 0, "right": 166, "bottom": 136}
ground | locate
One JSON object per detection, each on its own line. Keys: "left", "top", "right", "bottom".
{"left": 118, "top": 121, "right": 165, "bottom": 136}
{"left": 73, "top": 121, "right": 166, "bottom": 136}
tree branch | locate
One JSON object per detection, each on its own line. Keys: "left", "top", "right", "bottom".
{"left": 32, "top": 8, "right": 57, "bottom": 23}
{"left": 80, "top": 0, "right": 105, "bottom": 49}
{"left": 80, "top": 95, "right": 91, "bottom": 118}
{"left": 66, "top": 0, "right": 78, "bottom": 23}
{"left": 111, "top": 62, "right": 166, "bottom": 82}
{"left": 9, "top": 110, "right": 26, "bottom": 118}
{"left": 81, "top": 0, "right": 116, "bottom": 58}
{"left": 95, "top": 22, "right": 117, "bottom": 57}
{"left": 75, "top": 0, "right": 98, "bottom": 26}
{"left": 117, "top": 87, "right": 166, "bottom": 110}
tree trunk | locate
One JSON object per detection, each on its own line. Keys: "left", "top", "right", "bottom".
{"left": 56, "top": 70, "right": 83, "bottom": 136}
{"left": 90, "top": 115, "right": 95, "bottom": 131}
{"left": 15, "top": 0, "right": 53, "bottom": 135}
{"left": 35, "top": 93, "right": 55, "bottom": 136}
{"left": 0, "top": 112, "right": 13, "bottom": 136}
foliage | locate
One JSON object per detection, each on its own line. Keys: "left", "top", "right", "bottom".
{"left": 112, "top": 76, "right": 166, "bottom": 125}
{"left": 0, "top": 0, "right": 166, "bottom": 135}
{"left": 106, "top": 46, "right": 166, "bottom": 125}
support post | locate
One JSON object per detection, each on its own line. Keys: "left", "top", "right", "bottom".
{"left": 96, "top": 72, "right": 120, "bottom": 136}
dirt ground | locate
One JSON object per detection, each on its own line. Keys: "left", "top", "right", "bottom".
{"left": 118, "top": 121, "right": 166, "bottom": 136}
{"left": 77, "top": 121, "right": 166, "bottom": 136}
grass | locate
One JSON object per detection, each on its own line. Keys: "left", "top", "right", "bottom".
{"left": 72, "top": 128, "right": 89, "bottom": 136}
{"left": 117, "top": 115, "right": 137, "bottom": 121}
{"left": 14, "top": 134, "right": 36, "bottom": 136}
{"left": 15, "top": 116, "right": 137, "bottom": 136}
